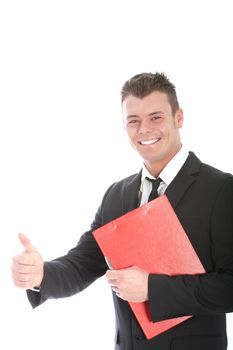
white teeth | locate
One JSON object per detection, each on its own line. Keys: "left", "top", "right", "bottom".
{"left": 140, "top": 139, "right": 159, "bottom": 145}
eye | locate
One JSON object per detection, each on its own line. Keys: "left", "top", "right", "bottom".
{"left": 151, "top": 115, "right": 162, "bottom": 121}
{"left": 127, "top": 119, "right": 139, "bottom": 125}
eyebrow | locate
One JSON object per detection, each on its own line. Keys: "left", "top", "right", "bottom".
{"left": 126, "top": 111, "right": 165, "bottom": 120}
{"left": 126, "top": 114, "right": 139, "bottom": 120}
{"left": 148, "top": 111, "right": 165, "bottom": 116}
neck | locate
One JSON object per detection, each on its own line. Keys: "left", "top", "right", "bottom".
{"left": 144, "top": 145, "right": 182, "bottom": 177}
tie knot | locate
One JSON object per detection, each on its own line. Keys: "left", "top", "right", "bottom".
{"left": 146, "top": 177, "right": 162, "bottom": 202}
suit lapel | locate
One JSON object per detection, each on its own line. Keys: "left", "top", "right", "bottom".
{"left": 165, "top": 152, "right": 201, "bottom": 209}
{"left": 122, "top": 171, "right": 142, "bottom": 214}
{"left": 121, "top": 152, "right": 202, "bottom": 213}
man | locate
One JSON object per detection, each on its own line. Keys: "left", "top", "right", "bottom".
{"left": 12, "top": 72, "right": 233, "bottom": 350}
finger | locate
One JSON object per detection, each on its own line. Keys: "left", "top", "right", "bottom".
{"left": 11, "top": 269, "right": 37, "bottom": 288}
{"left": 108, "top": 280, "right": 119, "bottom": 288}
{"left": 12, "top": 277, "right": 34, "bottom": 289}
{"left": 11, "top": 261, "right": 37, "bottom": 274}
{"left": 13, "top": 273, "right": 31, "bottom": 283}
{"left": 106, "top": 269, "right": 119, "bottom": 280}
{"left": 18, "top": 233, "right": 37, "bottom": 254}
{"left": 107, "top": 277, "right": 119, "bottom": 285}
{"left": 12, "top": 253, "right": 35, "bottom": 266}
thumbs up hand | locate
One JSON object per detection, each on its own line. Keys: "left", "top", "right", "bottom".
{"left": 11, "top": 233, "right": 44, "bottom": 290}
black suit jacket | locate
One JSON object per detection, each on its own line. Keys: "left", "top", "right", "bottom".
{"left": 27, "top": 152, "right": 233, "bottom": 350}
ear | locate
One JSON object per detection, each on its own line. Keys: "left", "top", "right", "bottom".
{"left": 175, "top": 108, "right": 184, "bottom": 128}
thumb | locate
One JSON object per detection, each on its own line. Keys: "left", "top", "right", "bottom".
{"left": 18, "top": 233, "right": 37, "bottom": 253}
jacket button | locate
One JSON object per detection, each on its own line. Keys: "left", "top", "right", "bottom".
{"left": 135, "top": 334, "right": 143, "bottom": 341}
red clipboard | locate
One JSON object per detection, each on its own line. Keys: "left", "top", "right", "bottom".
{"left": 93, "top": 195, "right": 205, "bottom": 339}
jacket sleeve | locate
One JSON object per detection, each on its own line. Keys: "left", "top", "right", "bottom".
{"left": 27, "top": 204, "right": 108, "bottom": 308}
{"left": 148, "top": 177, "right": 233, "bottom": 321}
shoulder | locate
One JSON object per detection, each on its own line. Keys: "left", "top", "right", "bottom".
{"left": 189, "top": 151, "right": 233, "bottom": 181}
{"left": 94, "top": 171, "right": 141, "bottom": 224}
{"left": 103, "top": 171, "right": 141, "bottom": 198}
{"left": 187, "top": 153, "right": 233, "bottom": 200}
{"left": 200, "top": 161, "right": 233, "bottom": 185}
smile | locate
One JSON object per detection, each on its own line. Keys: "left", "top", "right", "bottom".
{"left": 139, "top": 138, "right": 160, "bottom": 145}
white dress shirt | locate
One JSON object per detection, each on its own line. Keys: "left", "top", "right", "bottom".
{"left": 140, "top": 146, "right": 189, "bottom": 206}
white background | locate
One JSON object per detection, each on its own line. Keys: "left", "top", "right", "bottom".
{"left": 0, "top": 0, "right": 233, "bottom": 349}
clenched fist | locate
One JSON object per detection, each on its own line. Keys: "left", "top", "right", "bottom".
{"left": 11, "top": 233, "right": 44, "bottom": 290}
{"left": 106, "top": 266, "right": 149, "bottom": 302}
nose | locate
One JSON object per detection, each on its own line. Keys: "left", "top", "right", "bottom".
{"left": 138, "top": 118, "right": 153, "bottom": 134}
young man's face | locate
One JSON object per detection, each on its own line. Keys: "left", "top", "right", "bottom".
{"left": 122, "top": 91, "right": 183, "bottom": 175}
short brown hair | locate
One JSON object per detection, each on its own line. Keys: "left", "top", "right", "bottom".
{"left": 121, "top": 72, "right": 179, "bottom": 115}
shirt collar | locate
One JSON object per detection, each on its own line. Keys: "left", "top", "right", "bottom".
{"left": 141, "top": 145, "right": 189, "bottom": 188}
